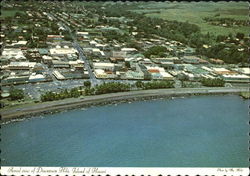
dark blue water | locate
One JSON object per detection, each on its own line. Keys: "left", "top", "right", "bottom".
{"left": 1, "top": 95, "right": 249, "bottom": 167}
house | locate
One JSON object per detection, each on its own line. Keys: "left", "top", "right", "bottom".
{"left": 209, "top": 58, "right": 224, "bottom": 64}
{"left": 47, "top": 35, "right": 64, "bottom": 41}
{"left": 38, "top": 48, "right": 49, "bottom": 55}
{"left": 112, "top": 51, "right": 127, "bottom": 58}
{"left": 42, "top": 55, "right": 53, "bottom": 65}
{"left": 121, "top": 48, "right": 137, "bottom": 55}
{"left": 76, "top": 32, "right": 89, "bottom": 39}
{"left": 92, "top": 48, "right": 105, "bottom": 57}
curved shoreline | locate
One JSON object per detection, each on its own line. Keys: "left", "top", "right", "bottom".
{"left": 0, "top": 87, "right": 248, "bottom": 122}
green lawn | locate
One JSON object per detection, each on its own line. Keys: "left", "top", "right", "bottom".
{"left": 132, "top": 1, "right": 248, "bottom": 36}
{"left": 1, "top": 9, "right": 25, "bottom": 17}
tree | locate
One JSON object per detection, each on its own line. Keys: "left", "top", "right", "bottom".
{"left": 143, "top": 46, "right": 167, "bottom": 58}
{"left": 201, "top": 78, "right": 225, "bottom": 87}
{"left": 141, "top": 81, "right": 174, "bottom": 90}
{"left": 125, "top": 61, "right": 130, "bottom": 68}
{"left": 236, "top": 32, "right": 244, "bottom": 40}
{"left": 84, "top": 81, "right": 91, "bottom": 87}
{"left": 84, "top": 87, "right": 95, "bottom": 95}
{"left": 135, "top": 81, "right": 144, "bottom": 88}
{"left": 9, "top": 88, "right": 25, "bottom": 101}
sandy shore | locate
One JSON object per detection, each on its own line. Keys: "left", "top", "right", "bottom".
{"left": 0, "top": 87, "right": 248, "bottom": 121}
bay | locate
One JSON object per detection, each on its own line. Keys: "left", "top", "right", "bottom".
{"left": 1, "top": 95, "right": 249, "bottom": 167}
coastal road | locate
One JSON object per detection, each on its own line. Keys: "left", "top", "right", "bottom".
{"left": 1, "top": 87, "right": 248, "bottom": 120}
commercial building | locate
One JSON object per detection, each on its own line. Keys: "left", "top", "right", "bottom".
{"left": 93, "top": 62, "right": 115, "bottom": 71}
{"left": 29, "top": 73, "right": 46, "bottom": 82}
{"left": 221, "top": 74, "right": 250, "bottom": 83}
{"left": 124, "top": 70, "right": 144, "bottom": 80}
{"left": 53, "top": 70, "right": 65, "bottom": 80}
{"left": 1, "top": 48, "right": 26, "bottom": 60}
{"left": 49, "top": 47, "right": 78, "bottom": 56}
{"left": 94, "top": 69, "right": 116, "bottom": 79}
{"left": 212, "top": 67, "right": 236, "bottom": 75}
{"left": 238, "top": 68, "right": 250, "bottom": 75}
{"left": 52, "top": 60, "right": 70, "bottom": 68}
{"left": 8, "top": 62, "right": 36, "bottom": 70}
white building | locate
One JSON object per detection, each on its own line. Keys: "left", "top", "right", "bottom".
{"left": 29, "top": 73, "right": 46, "bottom": 82}
{"left": 221, "top": 74, "right": 250, "bottom": 83}
{"left": 49, "top": 48, "right": 78, "bottom": 56}
{"left": 238, "top": 68, "right": 250, "bottom": 75}
{"left": 2, "top": 48, "right": 26, "bottom": 59}
{"left": 53, "top": 70, "right": 65, "bottom": 80}
{"left": 8, "top": 62, "right": 36, "bottom": 70}
{"left": 93, "top": 62, "right": 115, "bottom": 71}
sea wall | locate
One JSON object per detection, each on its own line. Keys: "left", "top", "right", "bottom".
{"left": 0, "top": 87, "right": 248, "bottom": 122}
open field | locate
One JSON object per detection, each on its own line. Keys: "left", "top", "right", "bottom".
{"left": 131, "top": 1, "right": 248, "bottom": 36}
{"left": 1, "top": 9, "right": 25, "bottom": 17}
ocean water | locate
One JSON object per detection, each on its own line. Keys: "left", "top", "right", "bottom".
{"left": 1, "top": 95, "right": 249, "bottom": 167}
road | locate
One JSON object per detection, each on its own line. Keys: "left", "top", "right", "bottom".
{"left": 1, "top": 87, "right": 248, "bottom": 120}
{"left": 55, "top": 13, "right": 103, "bottom": 87}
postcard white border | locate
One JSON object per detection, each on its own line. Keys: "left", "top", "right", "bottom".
{"left": 1, "top": 167, "right": 248, "bottom": 176}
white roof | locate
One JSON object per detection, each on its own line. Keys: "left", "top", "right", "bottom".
{"left": 202, "top": 66, "right": 213, "bottom": 72}
{"left": 100, "top": 51, "right": 105, "bottom": 56}
{"left": 121, "top": 48, "right": 137, "bottom": 52}
{"left": 222, "top": 74, "right": 249, "bottom": 79}
{"left": 94, "top": 69, "right": 106, "bottom": 74}
{"left": 92, "top": 48, "right": 101, "bottom": 52}
{"left": 212, "top": 67, "right": 229, "bottom": 72}
{"left": 69, "top": 60, "right": 84, "bottom": 65}
{"left": 2, "top": 48, "right": 25, "bottom": 58}
{"left": 240, "top": 68, "right": 250, "bottom": 74}
{"left": 93, "top": 62, "right": 115, "bottom": 67}
{"left": 77, "top": 32, "right": 89, "bottom": 35}
{"left": 42, "top": 55, "right": 52, "bottom": 60}
{"left": 9, "top": 62, "right": 36, "bottom": 68}
{"left": 160, "top": 71, "right": 173, "bottom": 78}
{"left": 29, "top": 74, "right": 45, "bottom": 80}
{"left": 90, "top": 40, "right": 97, "bottom": 45}
{"left": 50, "top": 48, "right": 77, "bottom": 55}
{"left": 53, "top": 70, "right": 65, "bottom": 79}
{"left": 11, "top": 40, "right": 27, "bottom": 45}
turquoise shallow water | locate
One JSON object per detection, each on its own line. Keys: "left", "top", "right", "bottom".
{"left": 1, "top": 95, "right": 249, "bottom": 167}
